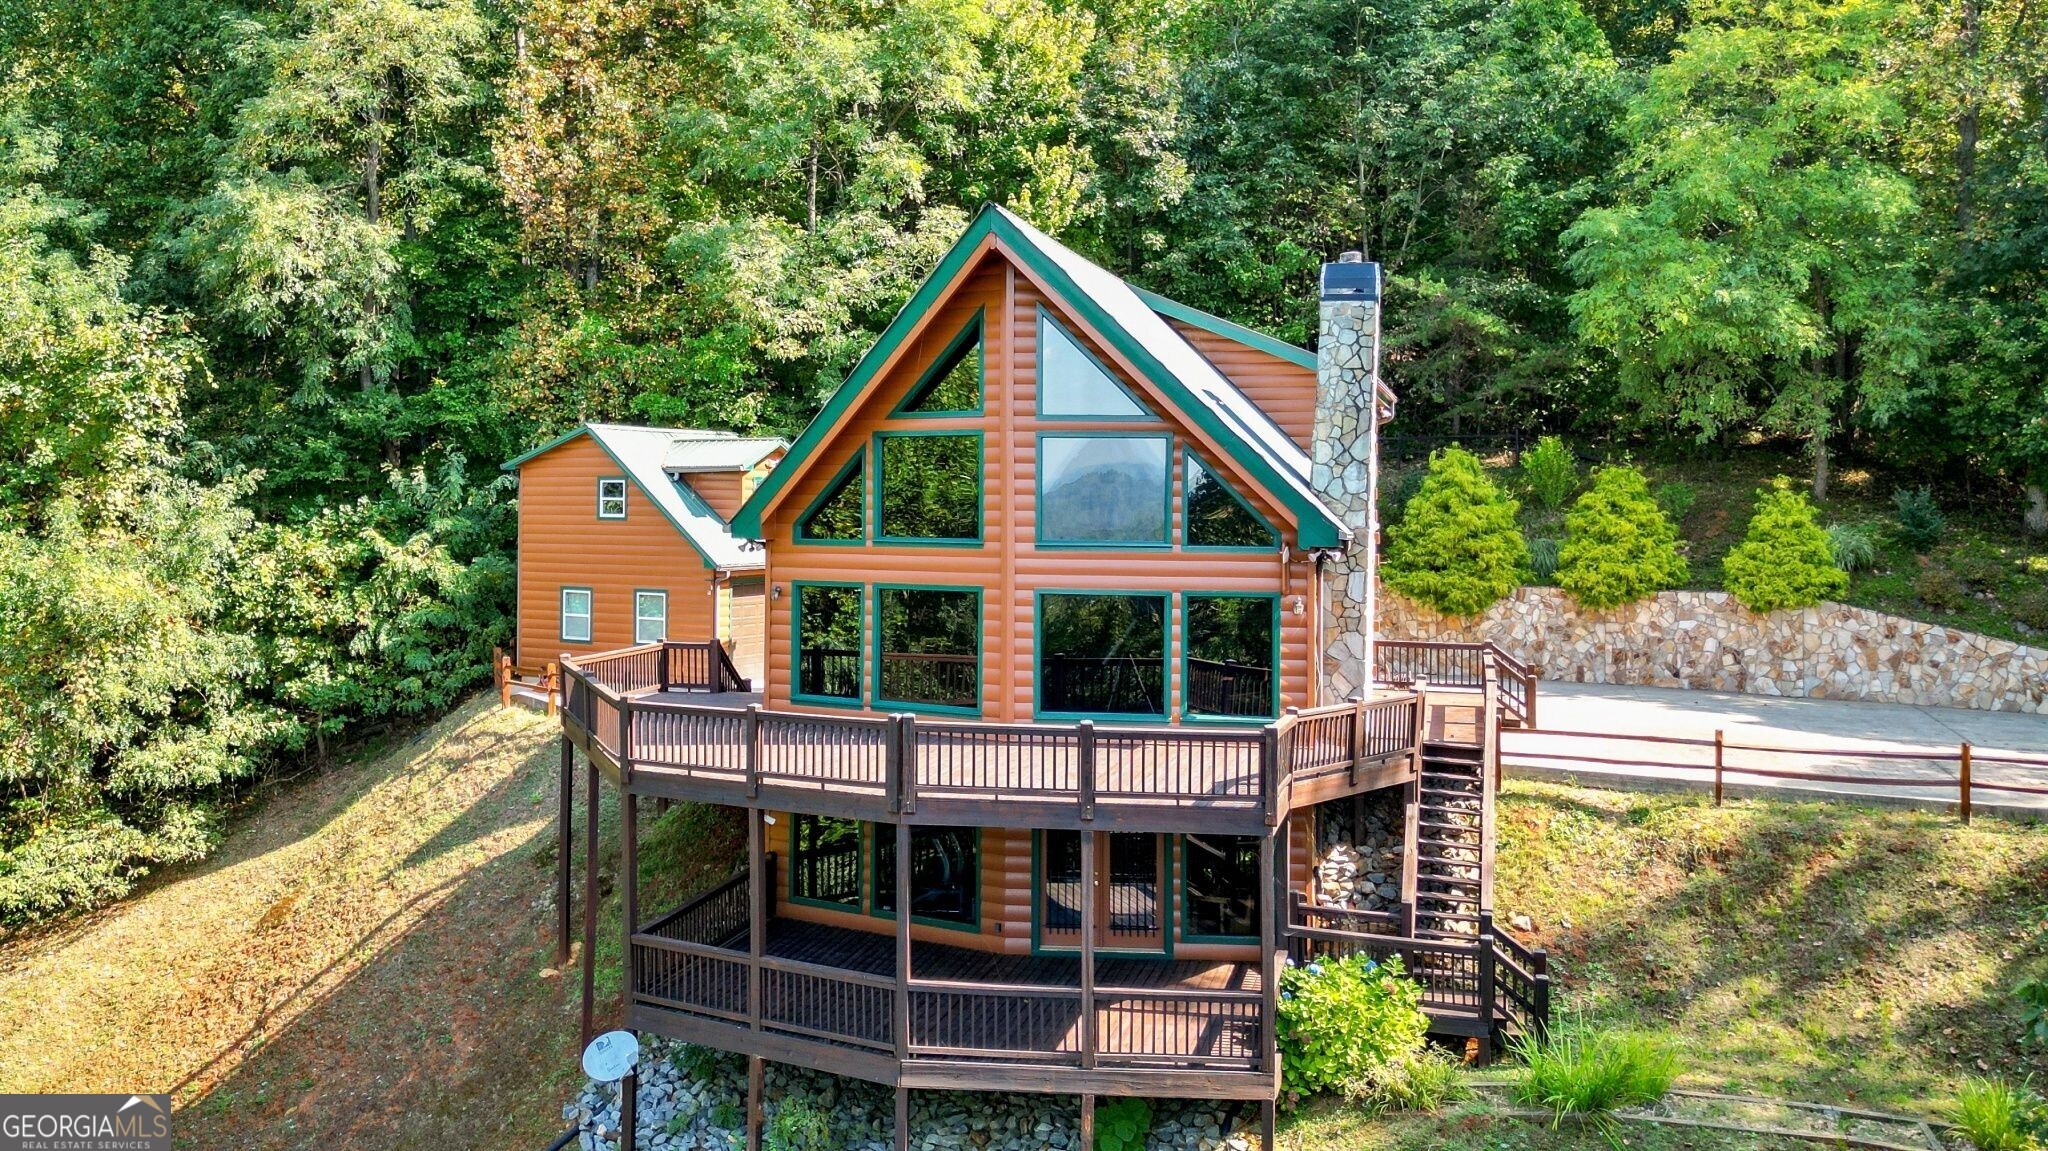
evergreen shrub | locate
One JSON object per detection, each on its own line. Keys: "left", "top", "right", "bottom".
{"left": 1555, "top": 466, "right": 1689, "bottom": 609}
{"left": 1521, "top": 436, "right": 1579, "bottom": 511}
{"left": 1382, "top": 447, "right": 1528, "bottom": 617}
{"left": 1723, "top": 481, "right": 1849, "bottom": 612}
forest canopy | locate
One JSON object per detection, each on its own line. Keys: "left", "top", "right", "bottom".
{"left": 2, "top": 0, "right": 2043, "bottom": 923}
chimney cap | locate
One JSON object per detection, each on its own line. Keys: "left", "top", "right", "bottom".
{"left": 1320, "top": 257, "right": 1381, "bottom": 302}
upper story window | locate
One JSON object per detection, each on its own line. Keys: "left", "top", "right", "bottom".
{"left": 1038, "top": 434, "right": 1170, "bottom": 546}
{"left": 1184, "top": 454, "right": 1278, "bottom": 549}
{"left": 793, "top": 583, "right": 863, "bottom": 704}
{"left": 1038, "top": 591, "right": 1167, "bottom": 719}
{"left": 797, "top": 451, "right": 864, "bottom": 543}
{"left": 895, "top": 314, "right": 983, "bottom": 416}
{"left": 597, "top": 477, "right": 628, "bottom": 519}
{"left": 876, "top": 432, "right": 981, "bottom": 544}
{"left": 1037, "top": 309, "right": 1149, "bottom": 419}
{"left": 875, "top": 586, "right": 980, "bottom": 713}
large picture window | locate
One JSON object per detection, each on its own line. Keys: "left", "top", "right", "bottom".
{"left": 797, "top": 452, "right": 863, "bottom": 543}
{"left": 1185, "top": 455, "right": 1278, "bottom": 549}
{"left": 1038, "top": 592, "right": 1167, "bottom": 718}
{"left": 876, "top": 433, "right": 981, "bottom": 542}
{"left": 1038, "top": 435, "right": 1170, "bottom": 545}
{"left": 874, "top": 826, "right": 978, "bottom": 926}
{"left": 1037, "top": 310, "right": 1149, "bottom": 418}
{"left": 794, "top": 583, "right": 863, "bottom": 703}
{"left": 1181, "top": 834, "right": 1260, "bottom": 940}
{"left": 791, "top": 814, "right": 863, "bottom": 909}
{"left": 876, "top": 586, "right": 979, "bottom": 712}
{"left": 560, "top": 587, "right": 593, "bottom": 643}
{"left": 1184, "top": 594, "right": 1278, "bottom": 719}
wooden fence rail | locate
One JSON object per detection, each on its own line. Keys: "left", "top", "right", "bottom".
{"left": 1499, "top": 726, "right": 2048, "bottom": 824}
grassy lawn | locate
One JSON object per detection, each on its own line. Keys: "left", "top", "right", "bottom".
{"left": 1493, "top": 779, "right": 2048, "bottom": 1112}
{"left": 1283, "top": 1098, "right": 1826, "bottom": 1151}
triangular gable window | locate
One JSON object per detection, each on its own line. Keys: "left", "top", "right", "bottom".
{"left": 895, "top": 314, "right": 983, "bottom": 416}
{"left": 1185, "top": 454, "right": 1278, "bottom": 548}
{"left": 1037, "top": 308, "right": 1150, "bottom": 418}
{"left": 797, "top": 451, "right": 864, "bottom": 542}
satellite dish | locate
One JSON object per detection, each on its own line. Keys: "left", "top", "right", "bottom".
{"left": 582, "top": 1030, "right": 641, "bottom": 1082}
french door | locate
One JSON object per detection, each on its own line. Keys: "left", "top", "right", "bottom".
{"left": 1039, "top": 831, "right": 1167, "bottom": 954}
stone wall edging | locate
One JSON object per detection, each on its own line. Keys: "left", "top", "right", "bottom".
{"left": 1373, "top": 586, "right": 2047, "bottom": 714}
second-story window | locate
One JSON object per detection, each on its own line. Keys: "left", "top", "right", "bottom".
{"left": 1037, "top": 309, "right": 1149, "bottom": 418}
{"left": 1184, "top": 594, "right": 1278, "bottom": 720}
{"left": 793, "top": 583, "right": 863, "bottom": 704}
{"left": 1038, "top": 591, "right": 1167, "bottom": 719}
{"left": 797, "top": 451, "right": 864, "bottom": 543}
{"left": 875, "top": 586, "right": 980, "bottom": 712}
{"left": 1037, "top": 434, "right": 1170, "bottom": 546}
{"left": 876, "top": 432, "right": 981, "bottom": 543}
{"left": 597, "top": 477, "right": 628, "bottom": 519}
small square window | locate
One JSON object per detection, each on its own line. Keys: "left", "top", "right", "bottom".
{"left": 634, "top": 591, "right": 667, "bottom": 644}
{"left": 597, "top": 478, "right": 628, "bottom": 519}
{"left": 561, "top": 588, "right": 593, "bottom": 643}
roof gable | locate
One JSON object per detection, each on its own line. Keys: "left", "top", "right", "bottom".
{"left": 505, "top": 423, "right": 780, "bottom": 570}
{"left": 733, "top": 204, "right": 1345, "bottom": 547}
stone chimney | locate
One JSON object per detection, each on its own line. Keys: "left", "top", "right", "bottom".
{"left": 1311, "top": 253, "right": 1388, "bottom": 701}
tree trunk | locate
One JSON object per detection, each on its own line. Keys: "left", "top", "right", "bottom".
{"left": 362, "top": 77, "right": 384, "bottom": 396}
{"left": 1956, "top": 0, "right": 1981, "bottom": 233}
{"left": 2025, "top": 483, "right": 2048, "bottom": 536}
{"left": 806, "top": 139, "right": 820, "bottom": 233}
{"left": 1812, "top": 435, "right": 1830, "bottom": 502}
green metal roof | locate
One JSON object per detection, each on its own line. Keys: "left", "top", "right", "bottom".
{"left": 733, "top": 204, "right": 1345, "bottom": 547}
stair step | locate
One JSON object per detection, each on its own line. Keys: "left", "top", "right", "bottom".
{"left": 1418, "top": 819, "right": 1480, "bottom": 834}
{"left": 1414, "top": 837, "right": 1482, "bottom": 852}
{"left": 1420, "top": 786, "right": 1481, "bottom": 799}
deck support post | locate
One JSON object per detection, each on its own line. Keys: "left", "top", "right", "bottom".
{"left": 745, "top": 1055, "right": 763, "bottom": 1151}
{"left": 581, "top": 755, "right": 599, "bottom": 1048}
{"left": 894, "top": 819, "right": 911, "bottom": 1065}
{"left": 622, "top": 792, "right": 638, "bottom": 1022}
{"left": 1260, "top": 827, "right": 1281, "bottom": 1091}
{"left": 1260, "top": 1099, "right": 1276, "bottom": 1150}
{"left": 894, "top": 1085, "right": 910, "bottom": 1151}
{"left": 749, "top": 809, "right": 765, "bottom": 1029}
{"left": 556, "top": 736, "right": 573, "bottom": 966}
{"left": 1079, "top": 1094, "right": 1095, "bottom": 1150}
{"left": 1079, "top": 829, "right": 1097, "bottom": 1068}
{"left": 620, "top": 1070, "right": 637, "bottom": 1151}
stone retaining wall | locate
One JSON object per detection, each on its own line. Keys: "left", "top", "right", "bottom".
{"left": 1378, "top": 587, "right": 2047, "bottom": 714}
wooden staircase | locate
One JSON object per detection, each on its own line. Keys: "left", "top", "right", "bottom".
{"left": 1411, "top": 739, "right": 1487, "bottom": 939}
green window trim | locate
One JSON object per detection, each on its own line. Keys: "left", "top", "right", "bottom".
{"left": 872, "top": 430, "right": 984, "bottom": 546}
{"left": 597, "top": 476, "right": 628, "bottom": 520}
{"left": 559, "top": 586, "right": 594, "bottom": 644}
{"left": 1034, "top": 431, "right": 1174, "bottom": 550}
{"left": 890, "top": 310, "right": 985, "bottom": 417}
{"left": 1175, "top": 833, "right": 1263, "bottom": 944}
{"left": 871, "top": 583, "right": 983, "bottom": 717}
{"left": 1181, "top": 449, "right": 1281, "bottom": 551}
{"left": 870, "top": 823, "right": 983, "bottom": 933}
{"left": 1034, "top": 306, "right": 1155, "bottom": 420}
{"left": 1179, "top": 592, "right": 1281, "bottom": 723}
{"left": 1032, "top": 588, "right": 1173, "bottom": 724}
{"left": 794, "top": 449, "right": 866, "bottom": 545}
{"left": 633, "top": 588, "right": 669, "bottom": 645}
{"left": 791, "top": 581, "right": 866, "bottom": 708}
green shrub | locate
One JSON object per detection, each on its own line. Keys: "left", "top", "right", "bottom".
{"left": 1654, "top": 481, "right": 1698, "bottom": 524}
{"left": 1951, "top": 1076, "right": 2046, "bottom": 1151}
{"left": 1826, "top": 522, "right": 1880, "bottom": 572}
{"left": 1382, "top": 447, "right": 1528, "bottom": 618}
{"left": 1915, "top": 567, "right": 1967, "bottom": 611}
{"left": 675, "top": 1043, "right": 743, "bottom": 1082}
{"left": 2012, "top": 586, "right": 2048, "bottom": 631}
{"left": 1527, "top": 536, "right": 1562, "bottom": 583}
{"left": 1521, "top": 436, "right": 1579, "bottom": 512}
{"left": 765, "top": 1097, "right": 834, "bottom": 1151}
{"left": 1343, "top": 1047, "right": 1470, "bottom": 1114}
{"left": 708, "top": 1101, "right": 744, "bottom": 1131}
{"left": 1893, "top": 486, "right": 1948, "bottom": 552}
{"left": 1722, "top": 481, "right": 1849, "bottom": 612}
{"left": 1555, "top": 466, "right": 1689, "bottom": 610}
{"left": 1276, "top": 952, "right": 1430, "bottom": 1097}
{"left": 2020, "top": 978, "right": 2048, "bottom": 1047}
{"left": 1950, "top": 540, "right": 2013, "bottom": 590}
{"left": 1512, "top": 1023, "right": 1680, "bottom": 1120}
{"left": 1093, "top": 1097, "right": 1153, "bottom": 1151}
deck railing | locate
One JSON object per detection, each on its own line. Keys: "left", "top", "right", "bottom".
{"left": 563, "top": 642, "right": 1425, "bottom": 825}
{"left": 1376, "top": 640, "right": 1537, "bottom": 726}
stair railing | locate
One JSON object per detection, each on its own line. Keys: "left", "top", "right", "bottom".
{"left": 1479, "top": 653, "right": 1501, "bottom": 920}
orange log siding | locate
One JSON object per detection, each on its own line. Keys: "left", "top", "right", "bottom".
{"left": 758, "top": 250, "right": 1324, "bottom": 723}
{"left": 513, "top": 435, "right": 718, "bottom": 665}
{"left": 1167, "top": 320, "right": 1319, "bottom": 454}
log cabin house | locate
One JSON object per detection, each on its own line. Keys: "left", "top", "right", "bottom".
{"left": 548, "top": 205, "right": 1548, "bottom": 1150}
{"left": 503, "top": 424, "right": 785, "bottom": 689}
